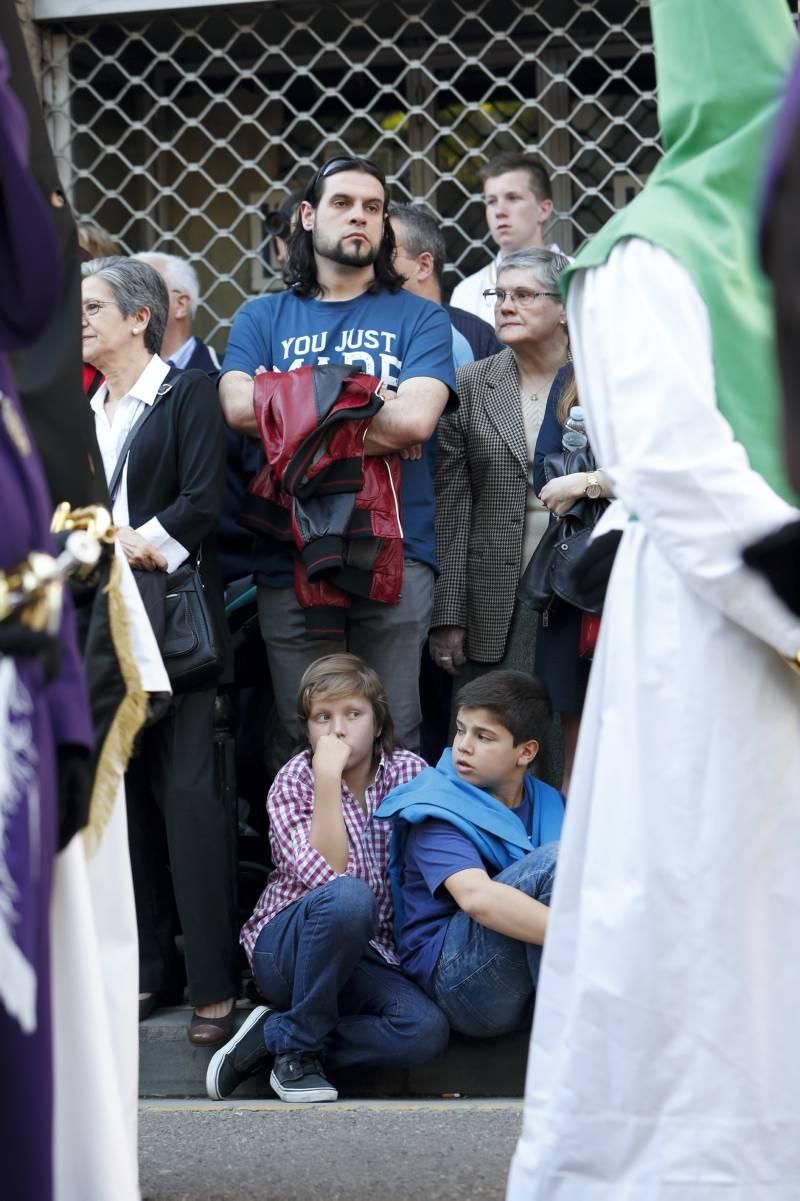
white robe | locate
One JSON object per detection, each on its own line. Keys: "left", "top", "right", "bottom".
{"left": 507, "top": 240, "right": 800, "bottom": 1201}
{"left": 51, "top": 547, "right": 170, "bottom": 1201}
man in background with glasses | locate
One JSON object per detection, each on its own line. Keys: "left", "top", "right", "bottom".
{"left": 220, "top": 155, "right": 456, "bottom": 766}
{"left": 134, "top": 252, "right": 220, "bottom": 373}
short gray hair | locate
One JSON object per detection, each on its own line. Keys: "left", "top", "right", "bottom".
{"left": 81, "top": 256, "right": 169, "bottom": 355}
{"left": 134, "top": 251, "right": 200, "bottom": 318}
{"left": 497, "top": 247, "right": 569, "bottom": 294}
{"left": 388, "top": 203, "right": 447, "bottom": 287}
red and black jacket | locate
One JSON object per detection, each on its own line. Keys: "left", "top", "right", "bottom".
{"left": 241, "top": 364, "right": 404, "bottom": 636}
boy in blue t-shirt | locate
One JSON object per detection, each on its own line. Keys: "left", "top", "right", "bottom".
{"left": 376, "top": 670, "right": 564, "bottom": 1038}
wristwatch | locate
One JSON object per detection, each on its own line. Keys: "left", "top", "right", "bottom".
{"left": 584, "top": 471, "right": 603, "bottom": 500}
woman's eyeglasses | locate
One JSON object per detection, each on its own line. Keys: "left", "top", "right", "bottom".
{"left": 482, "top": 288, "right": 560, "bottom": 308}
{"left": 81, "top": 299, "right": 118, "bottom": 320}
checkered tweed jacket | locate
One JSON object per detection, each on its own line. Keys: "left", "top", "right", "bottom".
{"left": 432, "top": 347, "right": 530, "bottom": 663}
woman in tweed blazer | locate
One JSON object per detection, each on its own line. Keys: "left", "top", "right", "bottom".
{"left": 429, "top": 249, "right": 571, "bottom": 709}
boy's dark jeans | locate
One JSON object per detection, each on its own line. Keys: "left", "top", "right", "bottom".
{"left": 432, "top": 844, "right": 559, "bottom": 1038}
{"left": 253, "top": 875, "right": 449, "bottom": 1071}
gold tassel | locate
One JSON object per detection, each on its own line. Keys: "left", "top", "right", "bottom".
{"left": 83, "top": 554, "right": 149, "bottom": 856}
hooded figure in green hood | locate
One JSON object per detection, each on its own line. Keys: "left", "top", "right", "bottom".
{"left": 507, "top": 4, "right": 800, "bottom": 1198}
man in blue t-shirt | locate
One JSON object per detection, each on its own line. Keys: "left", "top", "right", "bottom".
{"left": 375, "top": 670, "right": 564, "bottom": 1039}
{"left": 220, "top": 156, "right": 456, "bottom": 759}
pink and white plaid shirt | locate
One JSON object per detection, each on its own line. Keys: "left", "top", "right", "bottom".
{"left": 240, "top": 747, "right": 425, "bottom": 965}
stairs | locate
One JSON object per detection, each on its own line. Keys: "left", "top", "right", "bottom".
{"left": 140, "top": 1005, "right": 530, "bottom": 1099}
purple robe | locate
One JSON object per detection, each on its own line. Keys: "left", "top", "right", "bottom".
{"left": 760, "top": 49, "right": 800, "bottom": 492}
{"left": 0, "top": 37, "right": 93, "bottom": 1201}
{"left": 760, "top": 51, "right": 800, "bottom": 230}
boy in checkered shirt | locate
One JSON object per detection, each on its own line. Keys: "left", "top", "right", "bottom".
{"left": 207, "top": 653, "right": 449, "bottom": 1103}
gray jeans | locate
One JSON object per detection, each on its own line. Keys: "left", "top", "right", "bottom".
{"left": 257, "top": 561, "right": 435, "bottom": 770}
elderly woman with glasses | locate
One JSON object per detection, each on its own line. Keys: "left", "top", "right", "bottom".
{"left": 429, "top": 248, "right": 585, "bottom": 773}
{"left": 81, "top": 256, "right": 237, "bottom": 1047}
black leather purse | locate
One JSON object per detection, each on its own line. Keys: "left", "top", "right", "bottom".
{"left": 108, "top": 375, "right": 223, "bottom": 694}
{"left": 162, "top": 559, "right": 222, "bottom": 692}
{"left": 133, "top": 556, "right": 223, "bottom": 694}
{"left": 518, "top": 516, "right": 601, "bottom": 615}
{"left": 517, "top": 444, "right": 608, "bottom": 617}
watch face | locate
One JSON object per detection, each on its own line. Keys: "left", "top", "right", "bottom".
{"left": 586, "top": 483, "right": 602, "bottom": 500}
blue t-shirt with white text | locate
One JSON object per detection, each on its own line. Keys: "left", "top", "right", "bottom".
{"left": 222, "top": 288, "right": 456, "bottom": 582}
{"left": 399, "top": 789, "right": 535, "bottom": 996}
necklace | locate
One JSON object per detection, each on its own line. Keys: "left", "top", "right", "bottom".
{"left": 520, "top": 378, "right": 553, "bottom": 404}
{"left": 520, "top": 363, "right": 564, "bottom": 404}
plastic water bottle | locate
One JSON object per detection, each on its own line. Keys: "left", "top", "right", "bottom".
{"left": 562, "top": 405, "right": 588, "bottom": 452}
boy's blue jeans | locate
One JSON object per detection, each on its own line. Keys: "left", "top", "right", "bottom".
{"left": 253, "top": 875, "right": 449, "bottom": 1071}
{"left": 432, "top": 844, "right": 559, "bottom": 1038}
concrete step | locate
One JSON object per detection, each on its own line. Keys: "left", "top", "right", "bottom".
{"left": 140, "top": 1005, "right": 529, "bottom": 1099}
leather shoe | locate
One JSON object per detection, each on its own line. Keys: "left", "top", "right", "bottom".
{"left": 188, "top": 1006, "right": 236, "bottom": 1047}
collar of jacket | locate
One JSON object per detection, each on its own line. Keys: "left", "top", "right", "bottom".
{"left": 481, "top": 347, "right": 527, "bottom": 471}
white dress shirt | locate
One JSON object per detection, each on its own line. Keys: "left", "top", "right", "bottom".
{"left": 90, "top": 353, "right": 189, "bottom": 573}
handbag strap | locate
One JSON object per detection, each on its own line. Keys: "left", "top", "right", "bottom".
{"left": 107, "top": 369, "right": 177, "bottom": 501}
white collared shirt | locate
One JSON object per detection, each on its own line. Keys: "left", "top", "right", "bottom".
{"left": 90, "top": 353, "right": 189, "bottom": 573}
{"left": 450, "top": 243, "right": 567, "bottom": 326}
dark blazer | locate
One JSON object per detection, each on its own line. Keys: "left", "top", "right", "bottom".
{"left": 528, "top": 363, "right": 590, "bottom": 714}
{"left": 432, "top": 348, "right": 529, "bottom": 662}
{"left": 533, "top": 363, "right": 576, "bottom": 494}
{"left": 183, "top": 337, "right": 220, "bottom": 375}
{"left": 125, "top": 365, "right": 228, "bottom": 651}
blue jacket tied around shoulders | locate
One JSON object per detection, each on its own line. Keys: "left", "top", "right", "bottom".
{"left": 374, "top": 749, "right": 564, "bottom": 935}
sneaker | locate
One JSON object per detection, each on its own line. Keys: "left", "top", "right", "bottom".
{"left": 206, "top": 1005, "right": 272, "bottom": 1100}
{"left": 269, "top": 1051, "right": 338, "bottom": 1104}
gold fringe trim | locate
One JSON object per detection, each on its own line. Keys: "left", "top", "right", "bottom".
{"left": 83, "top": 554, "right": 149, "bottom": 856}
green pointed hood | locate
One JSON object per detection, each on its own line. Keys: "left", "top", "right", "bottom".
{"left": 563, "top": 0, "right": 798, "bottom": 502}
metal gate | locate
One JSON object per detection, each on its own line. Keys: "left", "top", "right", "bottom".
{"left": 38, "top": 0, "right": 657, "bottom": 348}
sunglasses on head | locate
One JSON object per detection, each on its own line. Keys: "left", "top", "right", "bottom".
{"left": 309, "top": 155, "right": 385, "bottom": 199}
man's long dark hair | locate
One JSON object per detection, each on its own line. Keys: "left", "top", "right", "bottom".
{"left": 285, "top": 156, "right": 406, "bottom": 298}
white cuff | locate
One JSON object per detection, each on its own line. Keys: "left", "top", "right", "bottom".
{"left": 136, "top": 517, "right": 190, "bottom": 574}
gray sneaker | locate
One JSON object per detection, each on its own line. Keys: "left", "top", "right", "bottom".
{"left": 270, "top": 1051, "right": 338, "bottom": 1104}
{"left": 206, "top": 1005, "right": 272, "bottom": 1101}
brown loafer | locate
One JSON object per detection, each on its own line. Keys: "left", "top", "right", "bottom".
{"left": 187, "top": 1006, "right": 236, "bottom": 1047}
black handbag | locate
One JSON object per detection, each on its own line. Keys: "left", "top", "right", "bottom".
{"left": 162, "top": 558, "right": 223, "bottom": 692}
{"left": 518, "top": 517, "right": 601, "bottom": 615}
{"left": 133, "top": 557, "right": 223, "bottom": 695}
{"left": 108, "top": 372, "right": 223, "bottom": 693}
{"left": 517, "top": 443, "right": 608, "bottom": 617}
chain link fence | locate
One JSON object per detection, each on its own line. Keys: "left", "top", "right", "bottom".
{"left": 39, "top": 0, "right": 657, "bottom": 347}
